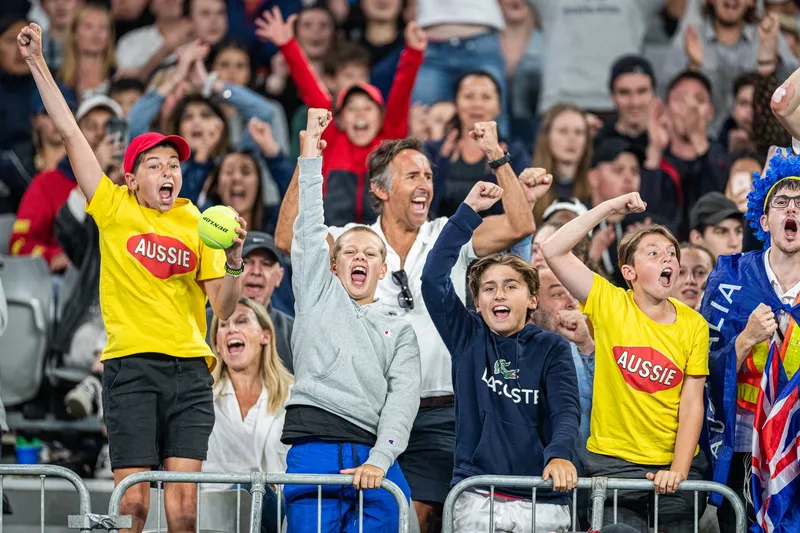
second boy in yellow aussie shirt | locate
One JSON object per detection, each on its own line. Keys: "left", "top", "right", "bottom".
{"left": 18, "top": 21, "right": 247, "bottom": 533}
{"left": 582, "top": 273, "right": 709, "bottom": 466}
{"left": 542, "top": 191, "right": 709, "bottom": 532}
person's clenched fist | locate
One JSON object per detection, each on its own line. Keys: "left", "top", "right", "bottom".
{"left": 464, "top": 181, "right": 503, "bottom": 213}
{"left": 470, "top": 121, "right": 502, "bottom": 158}
{"left": 743, "top": 303, "right": 778, "bottom": 347}
{"left": 608, "top": 192, "right": 646, "bottom": 217}
{"left": 17, "top": 23, "right": 43, "bottom": 62}
{"left": 519, "top": 167, "right": 552, "bottom": 203}
{"left": 306, "top": 108, "right": 332, "bottom": 138}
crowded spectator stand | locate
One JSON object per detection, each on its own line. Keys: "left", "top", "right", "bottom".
{"left": 2, "top": 0, "right": 800, "bottom": 532}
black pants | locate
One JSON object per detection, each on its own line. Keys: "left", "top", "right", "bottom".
{"left": 718, "top": 452, "right": 756, "bottom": 532}
{"left": 397, "top": 404, "right": 455, "bottom": 504}
{"left": 102, "top": 354, "right": 214, "bottom": 469}
{"left": 584, "top": 450, "right": 708, "bottom": 533}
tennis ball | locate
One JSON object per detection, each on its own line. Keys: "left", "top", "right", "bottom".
{"left": 198, "top": 206, "right": 240, "bottom": 249}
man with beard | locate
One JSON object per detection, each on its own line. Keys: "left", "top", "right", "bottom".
{"left": 530, "top": 267, "right": 594, "bottom": 479}
{"left": 275, "top": 121, "right": 537, "bottom": 531}
{"left": 205, "top": 231, "right": 293, "bottom": 372}
{"left": 701, "top": 149, "right": 800, "bottom": 531}
{"left": 529, "top": 267, "right": 595, "bottom": 530}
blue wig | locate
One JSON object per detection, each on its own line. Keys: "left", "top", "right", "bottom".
{"left": 745, "top": 148, "right": 800, "bottom": 246}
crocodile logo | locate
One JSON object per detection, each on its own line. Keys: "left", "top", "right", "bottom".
{"left": 493, "top": 359, "right": 519, "bottom": 380}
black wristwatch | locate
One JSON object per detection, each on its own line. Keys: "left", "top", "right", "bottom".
{"left": 224, "top": 259, "right": 244, "bottom": 277}
{"left": 488, "top": 150, "right": 511, "bottom": 169}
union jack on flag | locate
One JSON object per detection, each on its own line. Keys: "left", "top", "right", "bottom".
{"left": 751, "top": 344, "right": 800, "bottom": 533}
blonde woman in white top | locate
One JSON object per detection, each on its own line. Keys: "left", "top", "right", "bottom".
{"left": 205, "top": 297, "right": 293, "bottom": 533}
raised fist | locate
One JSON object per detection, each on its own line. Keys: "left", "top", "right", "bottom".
{"left": 301, "top": 109, "right": 332, "bottom": 158}
{"left": 556, "top": 310, "right": 593, "bottom": 354}
{"left": 470, "top": 121, "right": 502, "bottom": 159}
{"left": 465, "top": 181, "right": 503, "bottom": 213}
{"left": 607, "top": 192, "right": 646, "bottom": 217}
{"left": 743, "top": 303, "right": 778, "bottom": 349}
{"left": 306, "top": 108, "right": 332, "bottom": 138}
{"left": 519, "top": 167, "right": 552, "bottom": 204}
{"left": 17, "top": 23, "right": 43, "bottom": 62}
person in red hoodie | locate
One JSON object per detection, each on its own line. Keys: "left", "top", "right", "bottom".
{"left": 255, "top": 6, "right": 427, "bottom": 225}
{"left": 9, "top": 95, "right": 124, "bottom": 273}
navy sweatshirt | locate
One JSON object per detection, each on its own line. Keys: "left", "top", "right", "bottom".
{"left": 421, "top": 203, "right": 580, "bottom": 504}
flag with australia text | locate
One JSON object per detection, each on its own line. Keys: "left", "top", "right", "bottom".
{"left": 751, "top": 344, "right": 800, "bottom": 533}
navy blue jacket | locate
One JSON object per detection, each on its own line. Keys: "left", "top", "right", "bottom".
{"left": 421, "top": 204, "right": 580, "bottom": 503}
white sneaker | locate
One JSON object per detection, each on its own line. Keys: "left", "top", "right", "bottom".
{"left": 94, "top": 444, "right": 113, "bottom": 479}
{"left": 65, "top": 374, "right": 102, "bottom": 419}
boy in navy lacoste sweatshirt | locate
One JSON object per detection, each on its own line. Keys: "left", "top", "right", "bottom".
{"left": 421, "top": 180, "right": 580, "bottom": 532}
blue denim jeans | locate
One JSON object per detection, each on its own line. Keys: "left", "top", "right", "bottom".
{"left": 411, "top": 31, "right": 508, "bottom": 137}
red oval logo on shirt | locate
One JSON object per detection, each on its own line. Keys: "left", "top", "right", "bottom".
{"left": 126, "top": 233, "right": 197, "bottom": 279}
{"left": 612, "top": 346, "right": 684, "bottom": 393}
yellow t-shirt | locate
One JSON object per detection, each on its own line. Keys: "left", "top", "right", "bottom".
{"left": 581, "top": 274, "right": 709, "bottom": 465}
{"left": 86, "top": 175, "right": 225, "bottom": 369}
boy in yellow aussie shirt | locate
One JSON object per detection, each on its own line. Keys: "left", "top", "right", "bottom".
{"left": 541, "top": 192, "right": 709, "bottom": 532}
{"left": 18, "top": 24, "right": 247, "bottom": 533}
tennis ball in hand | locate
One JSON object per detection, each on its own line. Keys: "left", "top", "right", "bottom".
{"left": 198, "top": 206, "right": 240, "bottom": 249}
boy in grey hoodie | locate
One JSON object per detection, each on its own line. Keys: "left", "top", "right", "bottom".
{"left": 280, "top": 109, "right": 421, "bottom": 533}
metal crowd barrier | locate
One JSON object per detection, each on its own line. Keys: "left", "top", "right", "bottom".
{"left": 105, "top": 471, "right": 411, "bottom": 533}
{"left": 442, "top": 475, "right": 747, "bottom": 533}
{"left": 0, "top": 464, "right": 98, "bottom": 533}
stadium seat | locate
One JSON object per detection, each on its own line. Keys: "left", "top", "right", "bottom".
{"left": 0, "top": 256, "right": 53, "bottom": 407}
{"left": 55, "top": 265, "right": 80, "bottom": 324}
{"left": 0, "top": 214, "right": 14, "bottom": 256}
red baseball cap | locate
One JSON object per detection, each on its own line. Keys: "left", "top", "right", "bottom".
{"left": 123, "top": 132, "right": 192, "bottom": 174}
{"left": 335, "top": 82, "right": 384, "bottom": 110}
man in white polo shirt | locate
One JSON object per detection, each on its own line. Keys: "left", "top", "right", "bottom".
{"left": 275, "top": 122, "right": 537, "bottom": 531}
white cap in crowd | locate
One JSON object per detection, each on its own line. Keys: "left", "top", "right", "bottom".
{"left": 75, "top": 95, "right": 124, "bottom": 123}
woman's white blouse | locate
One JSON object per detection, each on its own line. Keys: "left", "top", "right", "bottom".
{"left": 203, "top": 377, "right": 290, "bottom": 478}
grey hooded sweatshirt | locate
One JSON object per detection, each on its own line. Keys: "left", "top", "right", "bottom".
{"left": 287, "top": 156, "right": 421, "bottom": 472}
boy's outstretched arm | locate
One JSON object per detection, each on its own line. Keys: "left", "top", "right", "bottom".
{"left": 290, "top": 109, "right": 333, "bottom": 312}
{"left": 421, "top": 181, "right": 504, "bottom": 357}
{"left": 381, "top": 23, "right": 426, "bottom": 139}
{"left": 541, "top": 192, "right": 646, "bottom": 304}
{"left": 255, "top": 7, "right": 333, "bottom": 112}
{"left": 274, "top": 131, "right": 336, "bottom": 255}
{"left": 18, "top": 24, "right": 105, "bottom": 202}
{"left": 470, "top": 122, "right": 540, "bottom": 256}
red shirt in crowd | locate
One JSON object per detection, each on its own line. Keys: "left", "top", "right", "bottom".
{"left": 280, "top": 38, "right": 423, "bottom": 221}
{"left": 9, "top": 159, "right": 77, "bottom": 264}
